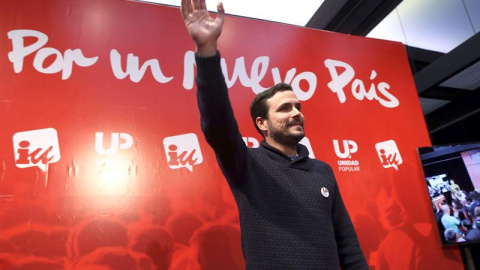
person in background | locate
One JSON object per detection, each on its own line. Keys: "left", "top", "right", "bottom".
{"left": 452, "top": 189, "right": 467, "bottom": 205}
{"left": 441, "top": 204, "right": 461, "bottom": 235}
{"left": 461, "top": 219, "right": 480, "bottom": 241}
{"left": 474, "top": 206, "right": 480, "bottom": 229}
{"left": 444, "top": 228, "right": 465, "bottom": 243}
{"left": 452, "top": 200, "right": 467, "bottom": 221}
{"left": 449, "top": 180, "right": 460, "bottom": 193}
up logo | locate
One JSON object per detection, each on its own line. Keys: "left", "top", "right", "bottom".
{"left": 163, "top": 133, "right": 203, "bottom": 172}
{"left": 12, "top": 128, "right": 61, "bottom": 172}
{"left": 95, "top": 132, "right": 133, "bottom": 155}
{"left": 333, "top": 140, "right": 358, "bottom": 159}
{"left": 375, "top": 140, "right": 402, "bottom": 170}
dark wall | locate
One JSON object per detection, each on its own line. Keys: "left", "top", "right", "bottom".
{"left": 429, "top": 111, "right": 480, "bottom": 146}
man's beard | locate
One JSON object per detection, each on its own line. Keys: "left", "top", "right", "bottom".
{"left": 268, "top": 121, "right": 305, "bottom": 147}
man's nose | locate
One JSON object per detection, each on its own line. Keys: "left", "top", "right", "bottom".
{"left": 292, "top": 107, "right": 302, "bottom": 117}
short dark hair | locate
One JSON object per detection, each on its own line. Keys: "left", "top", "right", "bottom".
{"left": 249, "top": 83, "right": 293, "bottom": 136}
{"left": 462, "top": 219, "right": 473, "bottom": 229}
{"left": 475, "top": 206, "right": 480, "bottom": 217}
{"left": 444, "top": 229, "right": 457, "bottom": 242}
{"left": 469, "top": 191, "right": 479, "bottom": 200}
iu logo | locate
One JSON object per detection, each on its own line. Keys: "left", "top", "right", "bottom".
{"left": 95, "top": 132, "right": 133, "bottom": 155}
{"left": 333, "top": 140, "right": 358, "bottom": 159}
{"left": 163, "top": 133, "right": 203, "bottom": 172}
{"left": 375, "top": 140, "right": 402, "bottom": 170}
{"left": 12, "top": 128, "right": 61, "bottom": 172}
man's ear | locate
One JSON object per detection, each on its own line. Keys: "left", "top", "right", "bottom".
{"left": 256, "top": 117, "right": 268, "bottom": 134}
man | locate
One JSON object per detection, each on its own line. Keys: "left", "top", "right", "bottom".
{"left": 475, "top": 206, "right": 480, "bottom": 228}
{"left": 465, "top": 196, "right": 480, "bottom": 219}
{"left": 444, "top": 228, "right": 465, "bottom": 243}
{"left": 180, "top": 0, "right": 368, "bottom": 269}
{"left": 462, "top": 219, "right": 480, "bottom": 241}
{"left": 440, "top": 204, "right": 461, "bottom": 234}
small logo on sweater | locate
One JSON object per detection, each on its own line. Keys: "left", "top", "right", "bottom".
{"left": 321, "top": 187, "right": 329, "bottom": 198}
{"left": 375, "top": 140, "right": 402, "bottom": 170}
{"left": 163, "top": 133, "right": 203, "bottom": 172}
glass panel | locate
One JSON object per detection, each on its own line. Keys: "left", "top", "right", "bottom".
{"left": 367, "top": 9, "right": 406, "bottom": 44}
{"left": 464, "top": 0, "right": 480, "bottom": 33}
{"left": 368, "top": 0, "right": 476, "bottom": 53}
{"left": 420, "top": 98, "right": 450, "bottom": 115}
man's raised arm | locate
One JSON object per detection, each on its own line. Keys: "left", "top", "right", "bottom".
{"left": 180, "top": 0, "right": 224, "bottom": 57}
{"left": 180, "top": 0, "right": 247, "bottom": 184}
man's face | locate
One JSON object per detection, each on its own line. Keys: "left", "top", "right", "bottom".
{"left": 261, "top": 90, "right": 305, "bottom": 145}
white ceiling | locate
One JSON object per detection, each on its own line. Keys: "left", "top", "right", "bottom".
{"left": 139, "top": 0, "right": 479, "bottom": 54}
{"left": 137, "top": 0, "right": 324, "bottom": 26}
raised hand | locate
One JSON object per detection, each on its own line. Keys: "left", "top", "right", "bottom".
{"left": 180, "top": 0, "right": 225, "bottom": 57}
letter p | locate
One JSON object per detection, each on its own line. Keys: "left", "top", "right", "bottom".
{"left": 8, "top": 30, "right": 48, "bottom": 73}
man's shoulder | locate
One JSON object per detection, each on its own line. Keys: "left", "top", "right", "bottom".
{"left": 247, "top": 146, "right": 265, "bottom": 155}
{"left": 307, "top": 157, "right": 335, "bottom": 171}
{"left": 442, "top": 215, "right": 457, "bottom": 222}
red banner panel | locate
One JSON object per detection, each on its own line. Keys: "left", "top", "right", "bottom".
{"left": 0, "top": 0, "right": 464, "bottom": 269}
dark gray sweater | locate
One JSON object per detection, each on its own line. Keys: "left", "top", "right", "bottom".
{"left": 196, "top": 52, "right": 368, "bottom": 270}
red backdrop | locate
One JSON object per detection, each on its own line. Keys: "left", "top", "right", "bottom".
{"left": 0, "top": 0, "right": 464, "bottom": 269}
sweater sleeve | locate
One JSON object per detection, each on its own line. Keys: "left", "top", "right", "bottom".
{"left": 195, "top": 51, "right": 248, "bottom": 185}
{"left": 331, "top": 182, "right": 369, "bottom": 269}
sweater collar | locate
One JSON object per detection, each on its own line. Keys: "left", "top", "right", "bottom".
{"left": 260, "top": 140, "right": 310, "bottom": 164}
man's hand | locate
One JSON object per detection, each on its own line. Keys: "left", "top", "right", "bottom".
{"left": 180, "top": 0, "right": 225, "bottom": 57}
